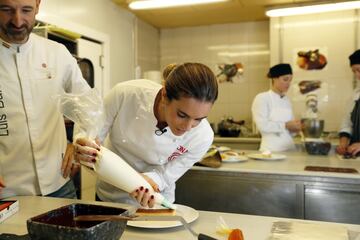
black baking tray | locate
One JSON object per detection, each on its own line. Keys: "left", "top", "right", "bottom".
{"left": 26, "top": 203, "right": 128, "bottom": 240}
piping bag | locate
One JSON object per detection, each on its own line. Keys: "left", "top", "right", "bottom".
{"left": 56, "top": 89, "right": 175, "bottom": 209}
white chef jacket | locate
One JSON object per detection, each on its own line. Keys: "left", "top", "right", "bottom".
{"left": 339, "top": 87, "right": 360, "bottom": 136}
{"left": 0, "top": 33, "right": 90, "bottom": 198}
{"left": 96, "top": 79, "right": 213, "bottom": 204}
{"left": 251, "top": 90, "right": 296, "bottom": 152}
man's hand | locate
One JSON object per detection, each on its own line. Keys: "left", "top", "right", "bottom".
{"left": 347, "top": 142, "right": 360, "bottom": 156}
{"left": 336, "top": 137, "right": 350, "bottom": 155}
{"left": 61, "top": 143, "right": 80, "bottom": 178}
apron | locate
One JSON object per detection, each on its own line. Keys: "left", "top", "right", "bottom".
{"left": 260, "top": 91, "right": 296, "bottom": 152}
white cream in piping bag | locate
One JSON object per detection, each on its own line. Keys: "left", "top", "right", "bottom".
{"left": 81, "top": 146, "right": 176, "bottom": 210}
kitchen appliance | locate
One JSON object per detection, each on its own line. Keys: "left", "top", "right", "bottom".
{"left": 301, "top": 119, "right": 330, "bottom": 155}
{"left": 301, "top": 118, "right": 324, "bottom": 138}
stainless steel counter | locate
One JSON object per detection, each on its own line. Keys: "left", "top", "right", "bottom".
{"left": 213, "top": 136, "right": 339, "bottom": 150}
{"left": 175, "top": 150, "right": 360, "bottom": 224}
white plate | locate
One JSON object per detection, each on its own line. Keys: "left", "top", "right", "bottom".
{"left": 127, "top": 204, "right": 199, "bottom": 229}
{"left": 247, "top": 153, "right": 286, "bottom": 161}
{"left": 221, "top": 152, "right": 248, "bottom": 163}
{"left": 217, "top": 146, "right": 231, "bottom": 152}
{"left": 222, "top": 157, "right": 248, "bottom": 163}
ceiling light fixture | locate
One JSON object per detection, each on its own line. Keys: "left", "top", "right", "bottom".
{"left": 266, "top": 1, "right": 360, "bottom": 17}
{"left": 129, "top": 0, "right": 229, "bottom": 10}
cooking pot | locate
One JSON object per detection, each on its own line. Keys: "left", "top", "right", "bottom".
{"left": 301, "top": 118, "right": 324, "bottom": 138}
{"left": 217, "top": 118, "right": 242, "bottom": 137}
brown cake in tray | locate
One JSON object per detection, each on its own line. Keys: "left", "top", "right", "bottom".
{"left": 135, "top": 208, "right": 176, "bottom": 216}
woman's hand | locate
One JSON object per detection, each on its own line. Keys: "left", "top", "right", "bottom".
{"left": 129, "top": 174, "right": 159, "bottom": 208}
{"left": 74, "top": 138, "right": 101, "bottom": 163}
{"left": 61, "top": 143, "right": 80, "bottom": 178}
{"left": 141, "top": 174, "right": 160, "bottom": 192}
{"left": 130, "top": 186, "right": 155, "bottom": 208}
{"left": 347, "top": 142, "right": 360, "bottom": 156}
{"left": 286, "top": 119, "right": 301, "bottom": 133}
{"left": 336, "top": 137, "right": 350, "bottom": 155}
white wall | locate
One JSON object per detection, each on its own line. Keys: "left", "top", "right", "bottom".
{"left": 137, "top": 19, "right": 160, "bottom": 76}
{"left": 270, "top": 10, "right": 357, "bottom": 132}
{"left": 160, "top": 21, "right": 270, "bottom": 126}
{"left": 39, "top": 0, "right": 136, "bottom": 88}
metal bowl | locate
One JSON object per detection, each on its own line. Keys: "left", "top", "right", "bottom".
{"left": 301, "top": 118, "right": 324, "bottom": 138}
{"left": 27, "top": 203, "right": 127, "bottom": 240}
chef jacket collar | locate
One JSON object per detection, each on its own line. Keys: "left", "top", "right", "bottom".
{"left": 269, "top": 89, "right": 287, "bottom": 99}
{"left": 139, "top": 86, "right": 185, "bottom": 141}
{"left": 162, "top": 126, "right": 185, "bottom": 141}
{"left": 0, "top": 33, "right": 33, "bottom": 53}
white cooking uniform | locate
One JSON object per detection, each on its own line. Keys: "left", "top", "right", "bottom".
{"left": 0, "top": 33, "right": 90, "bottom": 198}
{"left": 251, "top": 90, "right": 296, "bottom": 152}
{"left": 339, "top": 86, "right": 360, "bottom": 135}
{"left": 96, "top": 79, "right": 213, "bottom": 204}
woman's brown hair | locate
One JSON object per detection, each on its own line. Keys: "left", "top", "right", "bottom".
{"left": 163, "top": 63, "right": 218, "bottom": 103}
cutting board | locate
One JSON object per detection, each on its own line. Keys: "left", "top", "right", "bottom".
{"left": 305, "top": 166, "right": 358, "bottom": 173}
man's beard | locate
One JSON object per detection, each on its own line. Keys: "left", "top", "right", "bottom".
{"left": 2, "top": 22, "right": 33, "bottom": 43}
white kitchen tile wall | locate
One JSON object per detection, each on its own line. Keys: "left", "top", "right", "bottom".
{"left": 270, "top": 10, "right": 357, "bottom": 132}
{"left": 160, "top": 21, "right": 270, "bottom": 126}
{"left": 41, "top": 0, "right": 136, "bottom": 87}
{"left": 137, "top": 19, "right": 160, "bottom": 75}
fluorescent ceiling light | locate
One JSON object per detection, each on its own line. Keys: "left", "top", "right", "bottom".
{"left": 266, "top": 1, "right": 360, "bottom": 17}
{"left": 218, "top": 50, "right": 270, "bottom": 57}
{"left": 129, "top": 0, "right": 229, "bottom": 10}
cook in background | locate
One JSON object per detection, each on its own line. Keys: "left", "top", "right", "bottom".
{"left": 251, "top": 63, "right": 301, "bottom": 152}
{"left": 337, "top": 49, "right": 360, "bottom": 156}
{"left": 75, "top": 63, "right": 218, "bottom": 207}
{"left": 0, "top": 0, "right": 91, "bottom": 199}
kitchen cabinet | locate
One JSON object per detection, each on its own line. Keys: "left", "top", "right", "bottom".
{"left": 175, "top": 151, "right": 360, "bottom": 224}
{"left": 305, "top": 184, "right": 360, "bottom": 224}
{"left": 175, "top": 171, "right": 302, "bottom": 218}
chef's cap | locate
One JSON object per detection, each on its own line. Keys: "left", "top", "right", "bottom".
{"left": 267, "top": 63, "right": 292, "bottom": 78}
{"left": 349, "top": 49, "right": 360, "bottom": 66}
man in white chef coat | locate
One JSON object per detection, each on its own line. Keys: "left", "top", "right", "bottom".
{"left": 337, "top": 50, "right": 360, "bottom": 157}
{"left": 0, "top": 0, "right": 91, "bottom": 198}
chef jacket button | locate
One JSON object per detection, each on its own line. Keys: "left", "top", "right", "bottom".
{"left": 173, "top": 139, "right": 177, "bottom": 143}
{"left": 135, "top": 117, "right": 139, "bottom": 120}
{"left": 122, "top": 139, "right": 127, "bottom": 143}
